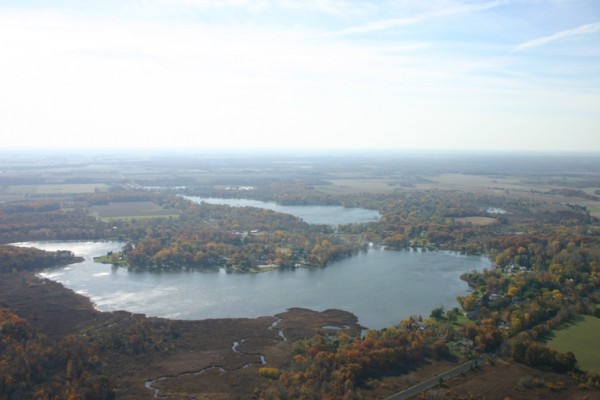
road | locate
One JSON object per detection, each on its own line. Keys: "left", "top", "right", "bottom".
{"left": 383, "top": 357, "right": 485, "bottom": 400}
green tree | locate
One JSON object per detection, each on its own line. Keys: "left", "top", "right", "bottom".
{"left": 430, "top": 306, "right": 444, "bottom": 320}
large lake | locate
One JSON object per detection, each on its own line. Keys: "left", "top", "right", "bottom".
{"left": 22, "top": 241, "right": 490, "bottom": 329}
{"left": 184, "top": 196, "right": 381, "bottom": 225}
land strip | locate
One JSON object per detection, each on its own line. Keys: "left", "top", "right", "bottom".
{"left": 383, "top": 357, "right": 485, "bottom": 400}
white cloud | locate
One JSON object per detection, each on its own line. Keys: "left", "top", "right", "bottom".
{"left": 0, "top": 3, "right": 599, "bottom": 151}
{"left": 160, "top": 0, "right": 368, "bottom": 15}
{"left": 336, "top": 0, "right": 507, "bottom": 34}
{"left": 514, "top": 22, "right": 600, "bottom": 51}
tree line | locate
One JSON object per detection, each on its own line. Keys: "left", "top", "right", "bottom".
{"left": 2, "top": 186, "right": 600, "bottom": 397}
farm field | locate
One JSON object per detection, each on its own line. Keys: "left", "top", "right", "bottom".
{"left": 418, "top": 173, "right": 600, "bottom": 212}
{"left": 5, "top": 183, "right": 109, "bottom": 195}
{"left": 454, "top": 216, "right": 498, "bottom": 226}
{"left": 547, "top": 315, "right": 600, "bottom": 372}
{"left": 589, "top": 207, "right": 600, "bottom": 217}
{"left": 319, "top": 179, "right": 399, "bottom": 194}
{"left": 89, "top": 201, "right": 180, "bottom": 220}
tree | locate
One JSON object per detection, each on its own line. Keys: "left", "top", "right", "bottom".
{"left": 430, "top": 306, "right": 444, "bottom": 320}
{"left": 446, "top": 307, "right": 459, "bottom": 322}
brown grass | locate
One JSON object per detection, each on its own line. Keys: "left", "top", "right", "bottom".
{"left": 89, "top": 201, "right": 180, "bottom": 219}
{"left": 0, "top": 271, "right": 362, "bottom": 399}
{"left": 320, "top": 179, "right": 399, "bottom": 194}
{"left": 434, "top": 360, "right": 598, "bottom": 400}
{"left": 6, "top": 183, "right": 108, "bottom": 195}
{"left": 455, "top": 216, "right": 498, "bottom": 226}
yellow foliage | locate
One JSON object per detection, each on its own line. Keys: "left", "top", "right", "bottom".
{"left": 259, "top": 367, "right": 282, "bottom": 380}
{"left": 507, "top": 284, "right": 519, "bottom": 298}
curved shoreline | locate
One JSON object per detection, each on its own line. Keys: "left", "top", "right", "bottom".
{"left": 0, "top": 270, "right": 363, "bottom": 398}
{"left": 24, "top": 241, "right": 490, "bottom": 330}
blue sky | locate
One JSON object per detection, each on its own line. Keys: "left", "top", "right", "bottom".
{"left": 1, "top": 0, "right": 599, "bottom": 151}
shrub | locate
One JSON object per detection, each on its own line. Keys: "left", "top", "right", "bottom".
{"left": 259, "top": 367, "right": 282, "bottom": 380}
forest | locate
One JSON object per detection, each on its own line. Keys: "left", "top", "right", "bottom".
{"left": 0, "top": 153, "right": 600, "bottom": 399}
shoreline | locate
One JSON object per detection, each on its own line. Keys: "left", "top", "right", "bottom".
{"left": 0, "top": 270, "right": 364, "bottom": 398}
{"left": 27, "top": 240, "right": 489, "bottom": 330}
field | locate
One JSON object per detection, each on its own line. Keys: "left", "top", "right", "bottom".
{"left": 5, "top": 183, "right": 109, "bottom": 195}
{"left": 426, "top": 173, "right": 528, "bottom": 194}
{"left": 89, "top": 201, "right": 180, "bottom": 220}
{"left": 435, "top": 359, "right": 590, "bottom": 400}
{"left": 322, "top": 179, "right": 399, "bottom": 194}
{"left": 454, "top": 216, "right": 498, "bottom": 226}
{"left": 546, "top": 315, "right": 600, "bottom": 372}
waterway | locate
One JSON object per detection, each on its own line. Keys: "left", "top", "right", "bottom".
{"left": 184, "top": 196, "right": 381, "bottom": 225}
{"left": 21, "top": 241, "right": 490, "bottom": 329}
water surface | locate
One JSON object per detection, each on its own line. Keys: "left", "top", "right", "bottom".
{"left": 185, "top": 196, "right": 380, "bottom": 225}
{"left": 23, "top": 241, "right": 490, "bottom": 329}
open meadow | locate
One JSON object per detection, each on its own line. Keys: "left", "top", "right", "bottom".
{"left": 4, "top": 183, "right": 109, "bottom": 196}
{"left": 547, "top": 315, "right": 600, "bottom": 372}
{"left": 89, "top": 201, "right": 180, "bottom": 220}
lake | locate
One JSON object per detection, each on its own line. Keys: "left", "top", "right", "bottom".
{"left": 22, "top": 241, "right": 490, "bottom": 329}
{"left": 184, "top": 196, "right": 381, "bottom": 225}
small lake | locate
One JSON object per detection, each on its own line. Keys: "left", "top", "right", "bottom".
{"left": 22, "top": 241, "right": 490, "bottom": 329}
{"left": 184, "top": 196, "right": 380, "bottom": 225}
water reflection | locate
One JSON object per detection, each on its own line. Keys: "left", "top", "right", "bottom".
{"left": 22, "top": 241, "right": 490, "bottom": 329}
{"left": 184, "top": 196, "right": 381, "bottom": 225}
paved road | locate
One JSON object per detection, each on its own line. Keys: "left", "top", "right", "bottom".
{"left": 383, "top": 357, "right": 485, "bottom": 400}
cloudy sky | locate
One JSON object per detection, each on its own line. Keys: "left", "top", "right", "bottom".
{"left": 1, "top": 0, "right": 599, "bottom": 152}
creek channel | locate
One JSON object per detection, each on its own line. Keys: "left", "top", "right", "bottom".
{"left": 143, "top": 317, "right": 287, "bottom": 399}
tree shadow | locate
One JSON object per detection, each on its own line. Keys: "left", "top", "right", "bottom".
{"left": 541, "top": 314, "right": 586, "bottom": 342}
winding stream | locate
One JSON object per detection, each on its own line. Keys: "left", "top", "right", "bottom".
{"left": 269, "top": 318, "right": 287, "bottom": 342}
{"left": 144, "top": 316, "right": 287, "bottom": 399}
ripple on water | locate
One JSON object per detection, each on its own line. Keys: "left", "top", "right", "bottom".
{"left": 23, "top": 241, "right": 491, "bottom": 329}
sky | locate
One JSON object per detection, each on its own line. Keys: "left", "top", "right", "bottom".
{"left": 1, "top": 0, "right": 599, "bottom": 152}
